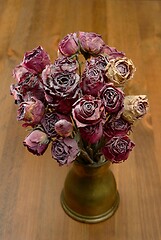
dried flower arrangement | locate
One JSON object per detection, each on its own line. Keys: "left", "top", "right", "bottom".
{"left": 10, "top": 32, "right": 149, "bottom": 165}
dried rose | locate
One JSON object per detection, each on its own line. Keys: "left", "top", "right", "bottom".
{"left": 101, "top": 45, "right": 125, "bottom": 59}
{"left": 104, "top": 116, "right": 131, "bottom": 138}
{"left": 102, "top": 135, "right": 135, "bottom": 163}
{"left": 22, "top": 46, "right": 50, "bottom": 74}
{"left": 42, "top": 64, "right": 80, "bottom": 99}
{"left": 80, "top": 62, "right": 105, "bottom": 97}
{"left": 13, "top": 65, "right": 33, "bottom": 83}
{"left": 23, "top": 129, "right": 49, "bottom": 155}
{"left": 10, "top": 83, "right": 23, "bottom": 104}
{"left": 17, "top": 97, "right": 45, "bottom": 127}
{"left": 58, "top": 32, "right": 79, "bottom": 57}
{"left": 54, "top": 56, "right": 79, "bottom": 72}
{"left": 79, "top": 122, "right": 103, "bottom": 144}
{"left": 100, "top": 84, "right": 124, "bottom": 115}
{"left": 89, "top": 54, "right": 109, "bottom": 72}
{"left": 72, "top": 95, "right": 105, "bottom": 128}
{"left": 41, "top": 111, "right": 70, "bottom": 138}
{"left": 105, "top": 57, "right": 136, "bottom": 87}
{"left": 78, "top": 31, "right": 105, "bottom": 56}
{"left": 42, "top": 64, "right": 80, "bottom": 113}
{"left": 51, "top": 137, "right": 79, "bottom": 165}
{"left": 55, "top": 119, "right": 73, "bottom": 137}
{"left": 122, "top": 95, "right": 149, "bottom": 123}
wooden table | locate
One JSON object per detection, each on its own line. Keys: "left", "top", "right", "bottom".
{"left": 0, "top": 0, "right": 161, "bottom": 239}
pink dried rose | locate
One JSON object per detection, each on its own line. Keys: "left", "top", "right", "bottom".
{"left": 54, "top": 56, "right": 79, "bottom": 72}
{"left": 100, "top": 83, "right": 124, "bottom": 116}
{"left": 102, "top": 135, "right": 135, "bottom": 163}
{"left": 79, "top": 122, "right": 103, "bottom": 144}
{"left": 17, "top": 97, "right": 45, "bottom": 127}
{"left": 122, "top": 95, "right": 149, "bottom": 123}
{"left": 72, "top": 95, "right": 105, "bottom": 128}
{"left": 55, "top": 119, "right": 73, "bottom": 137}
{"left": 80, "top": 61, "right": 105, "bottom": 97}
{"left": 22, "top": 46, "right": 50, "bottom": 74}
{"left": 78, "top": 31, "right": 105, "bottom": 56}
{"left": 58, "top": 32, "right": 79, "bottom": 57}
{"left": 42, "top": 64, "right": 80, "bottom": 114}
{"left": 23, "top": 129, "right": 49, "bottom": 155}
{"left": 89, "top": 54, "right": 109, "bottom": 72}
{"left": 105, "top": 57, "right": 136, "bottom": 87}
{"left": 51, "top": 137, "right": 79, "bottom": 165}
{"left": 41, "top": 111, "right": 70, "bottom": 138}
{"left": 101, "top": 45, "right": 125, "bottom": 59}
{"left": 13, "top": 65, "right": 33, "bottom": 83}
{"left": 10, "top": 83, "right": 23, "bottom": 104}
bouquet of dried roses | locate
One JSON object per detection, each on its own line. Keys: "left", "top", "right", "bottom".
{"left": 10, "top": 32, "right": 149, "bottom": 165}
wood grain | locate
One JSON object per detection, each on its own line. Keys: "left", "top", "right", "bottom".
{"left": 0, "top": 0, "right": 161, "bottom": 239}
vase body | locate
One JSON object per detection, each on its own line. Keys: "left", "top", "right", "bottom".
{"left": 61, "top": 160, "right": 119, "bottom": 223}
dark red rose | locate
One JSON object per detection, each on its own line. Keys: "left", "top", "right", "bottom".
{"left": 79, "top": 122, "right": 103, "bottom": 144}
{"left": 100, "top": 83, "right": 124, "bottom": 116}
{"left": 58, "top": 32, "right": 79, "bottom": 57}
{"left": 51, "top": 137, "right": 79, "bottom": 165}
{"left": 104, "top": 116, "right": 131, "bottom": 138}
{"left": 102, "top": 135, "right": 135, "bottom": 163}
{"left": 22, "top": 46, "right": 50, "bottom": 74}
{"left": 23, "top": 129, "right": 49, "bottom": 155}
{"left": 80, "top": 62, "right": 105, "bottom": 97}
{"left": 17, "top": 97, "right": 45, "bottom": 127}
{"left": 72, "top": 95, "right": 105, "bottom": 128}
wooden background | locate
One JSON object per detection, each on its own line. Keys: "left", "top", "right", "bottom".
{"left": 0, "top": 0, "right": 161, "bottom": 239}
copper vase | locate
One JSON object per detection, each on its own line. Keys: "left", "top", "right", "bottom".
{"left": 61, "top": 160, "right": 119, "bottom": 223}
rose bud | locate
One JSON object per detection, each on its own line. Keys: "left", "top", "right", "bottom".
{"left": 78, "top": 31, "right": 105, "bottom": 56}
{"left": 55, "top": 119, "right": 73, "bottom": 137}
{"left": 100, "top": 83, "right": 124, "bottom": 116}
{"left": 102, "top": 135, "right": 135, "bottom": 163}
{"left": 104, "top": 116, "right": 132, "bottom": 138}
{"left": 105, "top": 57, "right": 136, "bottom": 87}
{"left": 72, "top": 95, "right": 105, "bottom": 128}
{"left": 22, "top": 46, "right": 50, "bottom": 74}
{"left": 51, "top": 137, "right": 79, "bottom": 166}
{"left": 23, "top": 129, "right": 49, "bottom": 155}
{"left": 79, "top": 122, "right": 103, "bottom": 144}
{"left": 58, "top": 32, "right": 79, "bottom": 57}
{"left": 80, "top": 62, "right": 105, "bottom": 97}
{"left": 17, "top": 97, "right": 45, "bottom": 127}
{"left": 122, "top": 95, "right": 149, "bottom": 123}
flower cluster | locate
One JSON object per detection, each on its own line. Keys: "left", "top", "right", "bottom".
{"left": 10, "top": 32, "right": 149, "bottom": 165}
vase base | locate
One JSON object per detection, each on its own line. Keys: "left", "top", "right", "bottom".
{"left": 61, "top": 191, "right": 120, "bottom": 223}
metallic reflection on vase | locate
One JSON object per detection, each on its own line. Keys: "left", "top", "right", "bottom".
{"left": 61, "top": 160, "right": 119, "bottom": 223}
